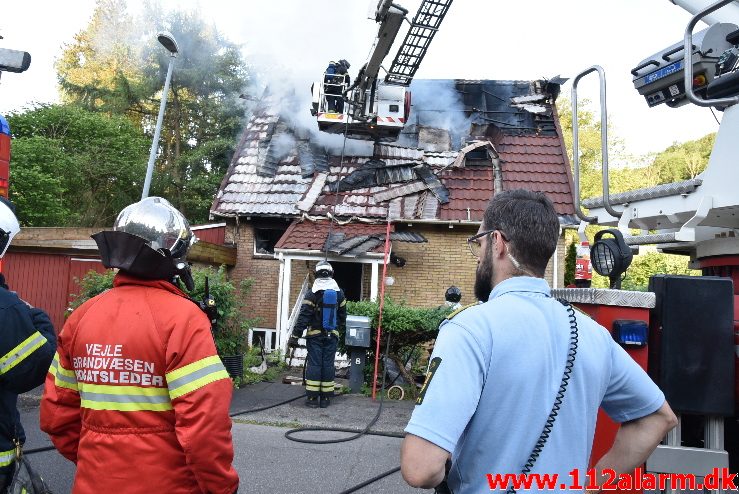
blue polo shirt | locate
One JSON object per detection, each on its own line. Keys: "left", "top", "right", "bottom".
{"left": 405, "top": 277, "right": 665, "bottom": 493}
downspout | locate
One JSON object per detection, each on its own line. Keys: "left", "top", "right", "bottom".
{"left": 492, "top": 148, "right": 503, "bottom": 194}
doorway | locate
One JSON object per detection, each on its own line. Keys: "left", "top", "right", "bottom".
{"left": 331, "top": 262, "right": 363, "bottom": 302}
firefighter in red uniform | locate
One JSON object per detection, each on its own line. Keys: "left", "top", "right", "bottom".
{"left": 40, "top": 197, "right": 239, "bottom": 494}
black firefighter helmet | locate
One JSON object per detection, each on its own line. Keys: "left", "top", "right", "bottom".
{"left": 315, "top": 260, "right": 334, "bottom": 279}
{"left": 445, "top": 286, "right": 462, "bottom": 304}
{"left": 92, "top": 197, "right": 198, "bottom": 290}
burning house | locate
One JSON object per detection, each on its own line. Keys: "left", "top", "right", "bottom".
{"left": 211, "top": 79, "right": 577, "bottom": 351}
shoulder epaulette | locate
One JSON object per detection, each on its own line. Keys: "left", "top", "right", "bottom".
{"left": 445, "top": 303, "right": 478, "bottom": 320}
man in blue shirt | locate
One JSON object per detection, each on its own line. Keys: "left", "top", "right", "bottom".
{"left": 400, "top": 189, "right": 677, "bottom": 493}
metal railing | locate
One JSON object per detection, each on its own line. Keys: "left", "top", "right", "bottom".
{"left": 571, "top": 65, "right": 622, "bottom": 222}
{"left": 684, "top": 0, "right": 739, "bottom": 107}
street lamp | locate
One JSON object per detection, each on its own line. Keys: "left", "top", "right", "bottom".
{"left": 141, "top": 31, "right": 180, "bottom": 199}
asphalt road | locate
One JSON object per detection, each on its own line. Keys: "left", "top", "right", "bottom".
{"left": 17, "top": 382, "right": 431, "bottom": 493}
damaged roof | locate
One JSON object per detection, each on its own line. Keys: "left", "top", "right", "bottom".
{"left": 212, "top": 79, "right": 577, "bottom": 225}
{"left": 274, "top": 220, "right": 426, "bottom": 257}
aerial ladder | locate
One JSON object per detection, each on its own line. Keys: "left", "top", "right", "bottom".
{"left": 554, "top": 0, "right": 739, "bottom": 479}
{"left": 311, "top": 0, "right": 453, "bottom": 142}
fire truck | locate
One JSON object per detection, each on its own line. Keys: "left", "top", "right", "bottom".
{"left": 311, "top": 0, "right": 452, "bottom": 142}
{"left": 552, "top": 0, "right": 739, "bottom": 479}
{"left": 0, "top": 41, "right": 32, "bottom": 272}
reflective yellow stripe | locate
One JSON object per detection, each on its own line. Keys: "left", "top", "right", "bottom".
{"left": 166, "top": 355, "right": 222, "bottom": 382}
{"left": 49, "top": 353, "right": 78, "bottom": 391}
{"left": 78, "top": 382, "right": 171, "bottom": 412}
{"left": 0, "top": 448, "right": 15, "bottom": 467}
{"left": 305, "top": 329, "right": 339, "bottom": 337}
{"left": 320, "top": 381, "right": 335, "bottom": 390}
{"left": 339, "top": 300, "right": 346, "bottom": 307}
{"left": 305, "top": 385, "right": 320, "bottom": 391}
{"left": 80, "top": 400, "right": 173, "bottom": 412}
{"left": 302, "top": 300, "right": 315, "bottom": 307}
{"left": 79, "top": 383, "right": 169, "bottom": 397}
{"left": 166, "top": 355, "right": 229, "bottom": 400}
{"left": 0, "top": 331, "right": 47, "bottom": 375}
{"left": 305, "top": 379, "right": 321, "bottom": 386}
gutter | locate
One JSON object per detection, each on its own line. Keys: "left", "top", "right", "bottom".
{"left": 272, "top": 248, "right": 386, "bottom": 260}
{"left": 397, "top": 219, "right": 482, "bottom": 227}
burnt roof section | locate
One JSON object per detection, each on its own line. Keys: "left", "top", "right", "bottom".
{"left": 211, "top": 78, "right": 576, "bottom": 224}
{"left": 274, "top": 220, "right": 426, "bottom": 257}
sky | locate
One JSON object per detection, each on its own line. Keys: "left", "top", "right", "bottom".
{"left": 0, "top": 0, "right": 725, "bottom": 158}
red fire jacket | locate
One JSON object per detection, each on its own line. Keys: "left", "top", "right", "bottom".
{"left": 41, "top": 273, "right": 239, "bottom": 494}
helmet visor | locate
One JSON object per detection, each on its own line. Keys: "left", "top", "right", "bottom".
{"left": 0, "top": 229, "right": 9, "bottom": 258}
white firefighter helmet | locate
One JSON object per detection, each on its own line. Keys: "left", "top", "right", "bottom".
{"left": 315, "top": 260, "right": 334, "bottom": 279}
{"left": 0, "top": 197, "right": 20, "bottom": 259}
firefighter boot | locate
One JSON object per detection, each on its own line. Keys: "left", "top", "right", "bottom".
{"left": 320, "top": 397, "right": 330, "bottom": 408}
{"left": 306, "top": 397, "right": 319, "bottom": 408}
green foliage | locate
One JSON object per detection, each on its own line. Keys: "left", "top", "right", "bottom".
{"left": 238, "top": 346, "right": 287, "bottom": 387}
{"left": 69, "top": 269, "right": 117, "bottom": 311}
{"left": 55, "top": 0, "right": 252, "bottom": 223}
{"left": 6, "top": 104, "right": 148, "bottom": 226}
{"left": 564, "top": 241, "right": 577, "bottom": 286}
{"left": 345, "top": 298, "right": 451, "bottom": 352}
{"left": 70, "top": 266, "right": 259, "bottom": 356}
{"left": 346, "top": 298, "right": 450, "bottom": 393}
{"left": 650, "top": 133, "right": 715, "bottom": 182}
{"left": 620, "top": 252, "right": 698, "bottom": 291}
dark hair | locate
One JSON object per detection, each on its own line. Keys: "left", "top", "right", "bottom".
{"left": 482, "top": 189, "right": 560, "bottom": 277}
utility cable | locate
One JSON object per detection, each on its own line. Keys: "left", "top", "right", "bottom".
{"left": 283, "top": 332, "right": 393, "bottom": 445}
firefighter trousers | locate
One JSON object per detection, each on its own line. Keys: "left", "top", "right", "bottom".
{"left": 305, "top": 334, "right": 338, "bottom": 398}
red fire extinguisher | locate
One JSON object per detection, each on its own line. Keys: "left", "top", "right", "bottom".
{"left": 575, "top": 241, "right": 592, "bottom": 288}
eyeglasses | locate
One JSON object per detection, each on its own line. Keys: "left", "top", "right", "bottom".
{"left": 467, "top": 229, "right": 508, "bottom": 258}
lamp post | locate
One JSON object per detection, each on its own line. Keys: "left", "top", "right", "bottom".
{"left": 141, "top": 31, "right": 179, "bottom": 200}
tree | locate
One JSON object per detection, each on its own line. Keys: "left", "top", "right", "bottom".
{"left": 7, "top": 104, "right": 148, "bottom": 226}
{"left": 651, "top": 133, "right": 715, "bottom": 183}
{"left": 556, "top": 97, "right": 632, "bottom": 200}
{"left": 564, "top": 241, "right": 576, "bottom": 286}
{"left": 56, "top": 0, "right": 251, "bottom": 223}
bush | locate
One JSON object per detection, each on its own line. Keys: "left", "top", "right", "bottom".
{"left": 69, "top": 269, "right": 116, "bottom": 311}
{"left": 345, "top": 298, "right": 451, "bottom": 398}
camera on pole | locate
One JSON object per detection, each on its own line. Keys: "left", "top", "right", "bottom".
{"left": 0, "top": 48, "right": 31, "bottom": 74}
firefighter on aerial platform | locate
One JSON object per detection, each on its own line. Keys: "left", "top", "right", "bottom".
{"left": 0, "top": 197, "right": 56, "bottom": 491}
{"left": 324, "top": 59, "right": 351, "bottom": 113}
{"left": 41, "top": 197, "right": 239, "bottom": 494}
{"left": 289, "top": 261, "right": 347, "bottom": 408}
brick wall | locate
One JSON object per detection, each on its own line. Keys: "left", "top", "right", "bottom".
{"left": 226, "top": 219, "right": 281, "bottom": 329}
{"left": 384, "top": 224, "right": 479, "bottom": 307}
{"left": 384, "top": 224, "right": 566, "bottom": 307}
{"left": 225, "top": 220, "right": 567, "bottom": 329}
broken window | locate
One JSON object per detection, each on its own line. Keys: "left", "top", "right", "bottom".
{"left": 254, "top": 227, "right": 288, "bottom": 255}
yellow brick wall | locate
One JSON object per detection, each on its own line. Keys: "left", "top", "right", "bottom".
{"left": 225, "top": 220, "right": 567, "bottom": 329}
{"left": 384, "top": 225, "right": 566, "bottom": 307}
{"left": 384, "top": 224, "right": 479, "bottom": 307}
